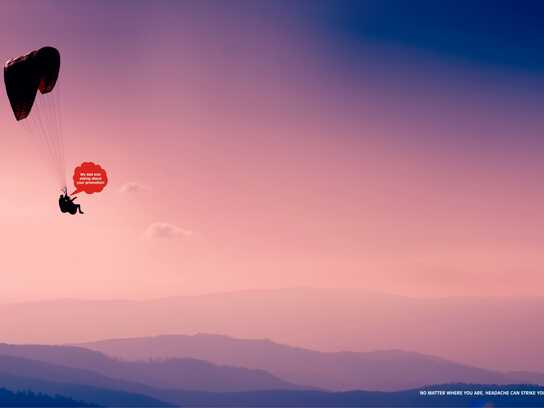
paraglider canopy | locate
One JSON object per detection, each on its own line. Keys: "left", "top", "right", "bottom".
{"left": 4, "top": 46, "right": 65, "bottom": 189}
{"left": 4, "top": 46, "right": 60, "bottom": 121}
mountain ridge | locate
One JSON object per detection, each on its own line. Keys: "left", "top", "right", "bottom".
{"left": 2, "top": 287, "right": 543, "bottom": 371}
{"left": 0, "top": 343, "right": 307, "bottom": 392}
{"left": 77, "top": 333, "right": 544, "bottom": 391}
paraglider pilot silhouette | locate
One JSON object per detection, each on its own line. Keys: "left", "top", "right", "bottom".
{"left": 59, "top": 187, "right": 84, "bottom": 215}
{"left": 4, "top": 46, "right": 71, "bottom": 214}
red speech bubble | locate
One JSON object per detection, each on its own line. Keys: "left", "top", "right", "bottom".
{"left": 71, "top": 162, "right": 108, "bottom": 195}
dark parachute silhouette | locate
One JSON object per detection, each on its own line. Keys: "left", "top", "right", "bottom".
{"left": 4, "top": 46, "right": 65, "bottom": 188}
{"left": 4, "top": 46, "right": 60, "bottom": 120}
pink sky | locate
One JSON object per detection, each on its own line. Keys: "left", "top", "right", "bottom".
{"left": 0, "top": 1, "right": 543, "bottom": 302}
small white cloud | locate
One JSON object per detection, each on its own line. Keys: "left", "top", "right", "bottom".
{"left": 144, "top": 222, "right": 193, "bottom": 240}
{"left": 120, "top": 182, "right": 150, "bottom": 193}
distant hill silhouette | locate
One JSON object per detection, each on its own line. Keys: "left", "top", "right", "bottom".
{"left": 1, "top": 288, "right": 542, "bottom": 372}
{"left": 0, "top": 372, "right": 171, "bottom": 407}
{"left": 78, "top": 333, "right": 544, "bottom": 391}
{"left": 0, "top": 337, "right": 540, "bottom": 394}
{"left": 0, "top": 355, "right": 171, "bottom": 406}
{"left": 508, "top": 371, "right": 544, "bottom": 385}
{"left": 0, "top": 344, "right": 306, "bottom": 392}
{"left": 0, "top": 353, "right": 543, "bottom": 406}
{"left": 0, "top": 387, "right": 96, "bottom": 407}
{"left": 2, "top": 369, "right": 544, "bottom": 407}
{"left": 107, "top": 383, "right": 544, "bottom": 407}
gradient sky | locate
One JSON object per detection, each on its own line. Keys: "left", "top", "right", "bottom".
{"left": 0, "top": 0, "right": 543, "bottom": 301}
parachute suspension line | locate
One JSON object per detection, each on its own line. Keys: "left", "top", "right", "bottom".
{"left": 49, "top": 84, "right": 65, "bottom": 187}
{"left": 52, "top": 85, "right": 66, "bottom": 188}
{"left": 34, "top": 96, "right": 58, "bottom": 176}
{"left": 20, "top": 89, "right": 65, "bottom": 190}
{"left": 48, "top": 85, "right": 61, "bottom": 158}
{"left": 34, "top": 93, "right": 64, "bottom": 187}
{"left": 41, "top": 87, "right": 62, "bottom": 183}
{"left": 26, "top": 97, "right": 57, "bottom": 178}
{"left": 48, "top": 88, "right": 66, "bottom": 188}
{"left": 22, "top": 106, "right": 60, "bottom": 185}
{"left": 53, "top": 82, "right": 66, "bottom": 186}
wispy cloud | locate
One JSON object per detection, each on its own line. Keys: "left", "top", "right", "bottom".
{"left": 144, "top": 222, "right": 193, "bottom": 240}
{"left": 120, "top": 182, "right": 150, "bottom": 193}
